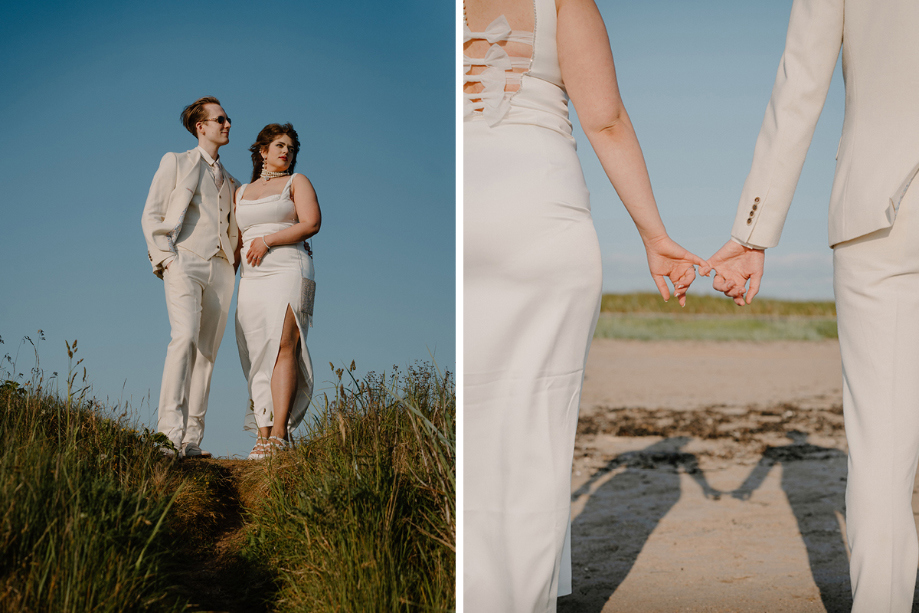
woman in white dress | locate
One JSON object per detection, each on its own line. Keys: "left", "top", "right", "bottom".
{"left": 234, "top": 123, "right": 321, "bottom": 460}
{"left": 464, "top": 0, "right": 709, "bottom": 610}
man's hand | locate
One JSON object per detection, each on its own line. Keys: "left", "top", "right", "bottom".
{"left": 707, "top": 240, "right": 765, "bottom": 306}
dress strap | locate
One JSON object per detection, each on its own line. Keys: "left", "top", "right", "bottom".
{"left": 282, "top": 174, "right": 296, "bottom": 198}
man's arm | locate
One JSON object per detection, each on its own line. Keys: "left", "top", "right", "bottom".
{"left": 141, "top": 152, "right": 179, "bottom": 277}
{"left": 711, "top": 0, "right": 843, "bottom": 303}
{"left": 730, "top": 0, "right": 843, "bottom": 249}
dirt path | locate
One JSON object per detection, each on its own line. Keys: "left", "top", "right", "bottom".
{"left": 561, "top": 339, "right": 919, "bottom": 612}
{"left": 172, "top": 459, "right": 273, "bottom": 613}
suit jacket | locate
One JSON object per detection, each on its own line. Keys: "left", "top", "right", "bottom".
{"left": 731, "top": 0, "right": 919, "bottom": 248}
{"left": 141, "top": 148, "right": 240, "bottom": 278}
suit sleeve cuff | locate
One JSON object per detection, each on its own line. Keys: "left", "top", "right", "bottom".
{"left": 731, "top": 236, "right": 766, "bottom": 250}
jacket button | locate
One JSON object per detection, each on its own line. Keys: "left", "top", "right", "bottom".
{"left": 754, "top": 197, "right": 760, "bottom": 203}
{"left": 746, "top": 218, "right": 752, "bottom": 225}
{"left": 752, "top": 204, "right": 758, "bottom": 211}
{"left": 749, "top": 211, "right": 755, "bottom": 217}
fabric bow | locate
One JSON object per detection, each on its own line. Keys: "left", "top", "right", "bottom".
{"left": 464, "top": 44, "right": 513, "bottom": 73}
{"left": 476, "top": 67, "right": 511, "bottom": 126}
{"left": 463, "top": 15, "right": 512, "bottom": 44}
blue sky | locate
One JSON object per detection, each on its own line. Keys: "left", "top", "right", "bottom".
{"left": 1, "top": 0, "right": 850, "bottom": 455}
{"left": 575, "top": 0, "right": 842, "bottom": 299}
{"left": 0, "top": 0, "right": 454, "bottom": 457}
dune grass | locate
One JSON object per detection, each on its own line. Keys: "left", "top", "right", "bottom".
{"left": 242, "top": 361, "right": 456, "bottom": 612}
{"left": 601, "top": 292, "right": 836, "bottom": 316}
{"left": 594, "top": 313, "right": 838, "bottom": 341}
{"left": 596, "top": 293, "right": 837, "bottom": 341}
{"left": 0, "top": 335, "right": 455, "bottom": 612}
{"left": 0, "top": 340, "right": 189, "bottom": 612}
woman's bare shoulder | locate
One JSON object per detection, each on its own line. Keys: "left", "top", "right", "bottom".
{"left": 555, "top": 0, "right": 599, "bottom": 13}
{"left": 291, "top": 173, "right": 315, "bottom": 192}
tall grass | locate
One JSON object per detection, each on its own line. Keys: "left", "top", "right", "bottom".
{"left": 242, "top": 362, "right": 456, "bottom": 612}
{"left": 595, "top": 293, "right": 838, "bottom": 341}
{"left": 601, "top": 292, "right": 836, "bottom": 316}
{"left": 0, "top": 335, "right": 456, "bottom": 612}
{"left": 0, "top": 340, "right": 188, "bottom": 612}
{"left": 594, "top": 314, "right": 838, "bottom": 341}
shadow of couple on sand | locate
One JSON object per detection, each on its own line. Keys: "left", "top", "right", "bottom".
{"left": 558, "top": 432, "right": 856, "bottom": 613}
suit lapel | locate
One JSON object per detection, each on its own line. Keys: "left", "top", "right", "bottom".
{"left": 892, "top": 159, "right": 919, "bottom": 213}
{"left": 177, "top": 148, "right": 204, "bottom": 200}
{"left": 163, "top": 149, "right": 204, "bottom": 242}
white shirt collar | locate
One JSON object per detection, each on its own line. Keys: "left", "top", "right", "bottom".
{"left": 196, "top": 145, "right": 219, "bottom": 167}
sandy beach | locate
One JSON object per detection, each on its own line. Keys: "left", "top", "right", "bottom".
{"left": 561, "top": 339, "right": 919, "bottom": 612}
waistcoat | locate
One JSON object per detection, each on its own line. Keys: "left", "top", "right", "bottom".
{"left": 175, "top": 164, "right": 234, "bottom": 260}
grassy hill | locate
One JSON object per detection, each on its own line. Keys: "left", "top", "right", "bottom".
{"left": 0, "top": 347, "right": 454, "bottom": 612}
{"left": 596, "top": 293, "right": 837, "bottom": 341}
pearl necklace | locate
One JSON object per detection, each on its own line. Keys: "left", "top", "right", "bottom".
{"left": 260, "top": 169, "right": 289, "bottom": 183}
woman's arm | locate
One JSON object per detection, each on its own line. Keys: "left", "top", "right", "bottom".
{"left": 556, "top": 0, "right": 708, "bottom": 303}
{"left": 246, "top": 174, "right": 321, "bottom": 266}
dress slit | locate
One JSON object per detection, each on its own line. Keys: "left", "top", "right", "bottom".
{"left": 264, "top": 303, "right": 308, "bottom": 429}
{"left": 244, "top": 297, "right": 313, "bottom": 433}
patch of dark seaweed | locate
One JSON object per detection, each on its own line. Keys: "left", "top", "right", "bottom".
{"left": 578, "top": 404, "right": 844, "bottom": 447}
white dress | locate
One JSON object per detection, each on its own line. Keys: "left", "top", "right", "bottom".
{"left": 464, "top": 0, "right": 602, "bottom": 611}
{"left": 235, "top": 174, "right": 315, "bottom": 435}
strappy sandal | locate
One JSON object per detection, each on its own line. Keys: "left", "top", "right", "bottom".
{"left": 267, "top": 436, "right": 290, "bottom": 455}
{"left": 248, "top": 436, "right": 271, "bottom": 460}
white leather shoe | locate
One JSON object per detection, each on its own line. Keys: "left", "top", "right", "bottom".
{"left": 182, "top": 442, "right": 212, "bottom": 459}
{"left": 159, "top": 446, "right": 178, "bottom": 459}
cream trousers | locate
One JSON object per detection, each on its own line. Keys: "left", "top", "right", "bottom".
{"left": 157, "top": 249, "right": 234, "bottom": 449}
{"left": 834, "top": 186, "right": 919, "bottom": 612}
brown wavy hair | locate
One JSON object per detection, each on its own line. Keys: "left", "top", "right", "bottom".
{"left": 180, "top": 96, "right": 221, "bottom": 137}
{"left": 249, "top": 123, "right": 300, "bottom": 183}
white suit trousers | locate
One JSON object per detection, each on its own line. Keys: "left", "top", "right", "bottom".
{"left": 834, "top": 187, "right": 919, "bottom": 612}
{"left": 157, "top": 249, "right": 234, "bottom": 448}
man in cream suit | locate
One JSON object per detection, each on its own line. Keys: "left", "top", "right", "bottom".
{"left": 141, "top": 96, "right": 240, "bottom": 459}
{"left": 707, "top": 1, "right": 919, "bottom": 610}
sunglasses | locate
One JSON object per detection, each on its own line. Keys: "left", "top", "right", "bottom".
{"left": 202, "top": 115, "right": 231, "bottom": 125}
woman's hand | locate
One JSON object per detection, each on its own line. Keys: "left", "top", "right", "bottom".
{"left": 247, "top": 236, "right": 270, "bottom": 267}
{"left": 643, "top": 234, "right": 711, "bottom": 307}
